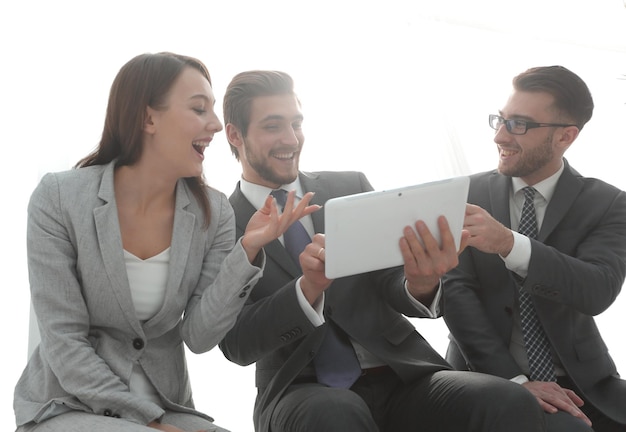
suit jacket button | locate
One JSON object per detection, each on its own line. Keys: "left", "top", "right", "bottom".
{"left": 239, "top": 292, "right": 247, "bottom": 298}
{"left": 132, "top": 338, "right": 144, "bottom": 350}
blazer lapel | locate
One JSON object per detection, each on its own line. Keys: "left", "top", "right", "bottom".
{"left": 93, "top": 162, "right": 143, "bottom": 335}
{"left": 487, "top": 172, "right": 513, "bottom": 227}
{"left": 486, "top": 172, "right": 518, "bottom": 307}
{"left": 539, "top": 161, "right": 582, "bottom": 242}
{"left": 299, "top": 171, "right": 328, "bottom": 233}
{"left": 145, "top": 180, "right": 195, "bottom": 331}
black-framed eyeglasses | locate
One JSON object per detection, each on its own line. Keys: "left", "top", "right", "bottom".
{"left": 488, "top": 114, "right": 578, "bottom": 135}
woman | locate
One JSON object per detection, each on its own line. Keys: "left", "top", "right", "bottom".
{"left": 13, "top": 52, "right": 317, "bottom": 432}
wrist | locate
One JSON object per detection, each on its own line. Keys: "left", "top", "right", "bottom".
{"left": 405, "top": 277, "right": 438, "bottom": 304}
{"left": 300, "top": 276, "right": 325, "bottom": 305}
{"left": 498, "top": 229, "right": 515, "bottom": 257}
{"left": 241, "top": 235, "right": 261, "bottom": 263}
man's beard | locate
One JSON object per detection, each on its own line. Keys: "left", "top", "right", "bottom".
{"left": 499, "top": 133, "right": 554, "bottom": 178}
{"left": 243, "top": 139, "right": 299, "bottom": 186}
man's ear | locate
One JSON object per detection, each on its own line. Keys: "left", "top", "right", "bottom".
{"left": 226, "top": 123, "right": 244, "bottom": 148}
{"left": 557, "top": 125, "right": 579, "bottom": 152}
{"left": 143, "top": 107, "right": 157, "bottom": 134}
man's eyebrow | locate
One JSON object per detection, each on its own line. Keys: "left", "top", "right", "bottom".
{"left": 499, "top": 110, "right": 534, "bottom": 121}
{"left": 260, "top": 114, "right": 304, "bottom": 122}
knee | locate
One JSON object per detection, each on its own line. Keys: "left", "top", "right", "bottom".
{"left": 476, "top": 376, "right": 538, "bottom": 410}
{"left": 472, "top": 379, "right": 546, "bottom": 431}
{"left": 304, "top": 389, "right": 371, "bottom": 420}
{"left": 544, "top": 411, "right": 594, "bottom": 432}
{"left": 272, "top": 388, "right": 377, "bottom": 432}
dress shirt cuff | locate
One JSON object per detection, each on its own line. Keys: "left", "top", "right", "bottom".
{"left": 501, "top": 231, "right": 531, "bottom": 278}
{"left": 510, "top": 374, "right": 530, "bottom": 385}
{"left": 404, "top": 279, "right": 441, "bottom": 317}
{"left": 295, "top": 277, "right": 325, "bottom": 326}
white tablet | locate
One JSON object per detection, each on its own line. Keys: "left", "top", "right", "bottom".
{"left": 324, "top": 176, "right": 469, "bottom": 278}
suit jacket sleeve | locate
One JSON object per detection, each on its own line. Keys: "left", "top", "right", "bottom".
{"left": 524, "top": 186, "right": 626, "bottom": 315}
{"left": 443, "top": 169, "right": 626, "bottom": 381}
{"left": 182, "top": 193, "right": 264, "bottom": 354}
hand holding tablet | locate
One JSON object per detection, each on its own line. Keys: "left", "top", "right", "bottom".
{"left": 324, "top": 176, "right": 470, "bottom": 278}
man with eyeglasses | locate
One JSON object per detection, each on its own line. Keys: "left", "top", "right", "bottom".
{"left": 443, "top": 65, "right": 626, "bottom": 432}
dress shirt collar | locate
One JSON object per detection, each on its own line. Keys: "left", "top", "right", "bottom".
{"left": 239, "top": 175, "right": 304, "bottom": 211}
{"left": 511, "top": 159, "right": 564, "bottom": 204}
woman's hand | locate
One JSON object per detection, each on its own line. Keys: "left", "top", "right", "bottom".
{"left": 241, "top": 191, "right": 320, "bottom": 263}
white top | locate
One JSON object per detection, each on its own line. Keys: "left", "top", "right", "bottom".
{"left": 124, "top": 247, "right": 170, "bottom": 406}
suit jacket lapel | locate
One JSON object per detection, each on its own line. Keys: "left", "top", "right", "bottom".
{"left": 488, "top": 172, "right": 513, "bottom": 227}
{"left": 147, "top": 180, "right": 195, "bottom": 331}
{"left": 539, "top": 161, "right": 582, "bottom": 242}
{"left": 93, "top": 162, "right": 143, "bottom": 335}
{"left": 299, "top": 171, "right": 327, "bottom": 233}
{"left": 486, "top": 172, "right": 519, "bottom": 308}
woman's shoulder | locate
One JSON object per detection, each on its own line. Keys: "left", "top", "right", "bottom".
{"left": 31, "top": 164, "right": 111, "bottom": 210}
{"left": 39, "top": 164, "right": 107, "bottom": 187}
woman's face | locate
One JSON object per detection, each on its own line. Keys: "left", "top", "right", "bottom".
{"left": 143, "top": 67, "right": 223, "bottom": 180}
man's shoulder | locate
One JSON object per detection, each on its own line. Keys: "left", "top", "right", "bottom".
{"left": 467, "top": 169, "right": 501, "bottom": 189}
{"left": 300, "top": 170, "right": 372, "bottom": 197}
{"left": 301, "top": 170, "right": 366, "bottom": 181}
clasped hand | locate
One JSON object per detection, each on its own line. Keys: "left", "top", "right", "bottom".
{"left": 241, "top": 190, "right": 320, "bottom": 263}
{"left": 522, "top": 381, "right": 592, "bottom": 427}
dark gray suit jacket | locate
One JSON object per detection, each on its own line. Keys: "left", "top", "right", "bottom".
{"left": 443, "top": 160, "right": 626, "bottom": 424}
{"left": 220, "top": 171, "right": 451, "bottom": 432}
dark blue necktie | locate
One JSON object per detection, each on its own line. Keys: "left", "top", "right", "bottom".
{"left": 271, "top": 189, "right": 362, "bottom": 388}
{"left": 270, "top": 189, "right": 312, "bottom": 269}
{"left": 518, "top": 187, "right": 557, "bottom": 382}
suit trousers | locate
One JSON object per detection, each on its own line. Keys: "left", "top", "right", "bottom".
{"left": 15, "top": 410, "right": 229, "bottom": 432}
{"left": 271, "top": 368, "right": 546, "bottom": 432}
{"left": 556, "top": 376, "right": 626, "bottom": 432}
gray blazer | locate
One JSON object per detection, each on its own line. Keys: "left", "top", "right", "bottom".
{"left": 14, "top": 161, "right": 264, "bottom": 426}
{"left": 220, "top": 171, "right": 451, "bottom": 432}
{"left": 443, "top": 160, "right": 626, "bottom": 424}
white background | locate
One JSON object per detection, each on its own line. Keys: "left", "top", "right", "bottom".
{"left": 2, "top": 1, "right": 626, "bottom": 431}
